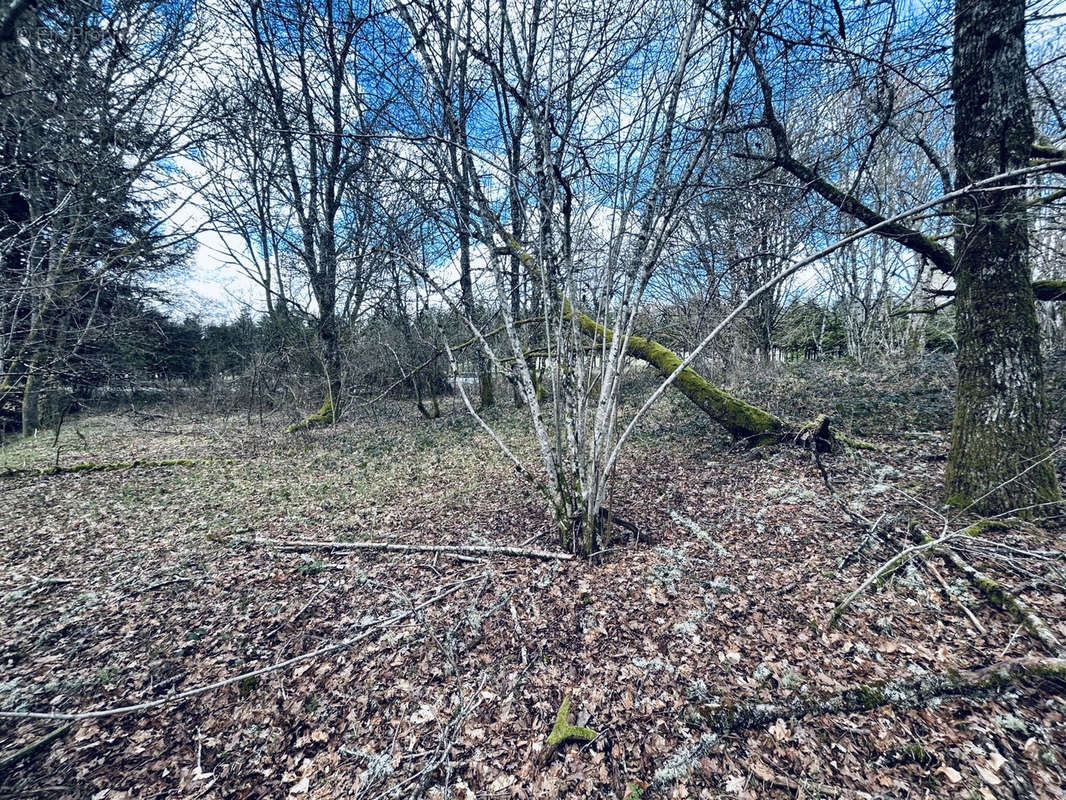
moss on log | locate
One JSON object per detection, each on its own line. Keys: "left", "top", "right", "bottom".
{"left": 540, "top": 695, "right": 598, "bottom": 765}
{"left": 0, "top": 722, "right": 73, "bottom": 779}
{"left": 286, "top": 394, "right": 337, "bottom": 433}
{"left": 654, "top": 656, "right": 1066, "bottom": 787}
{"left": 915, "top": 528, "right": 1064, "bottom": 656}
{"left": 570, "top": 309, "right": 791, "bottom": 445}
{"left": 494, "top": 229, "right": 838, "bottom": 448}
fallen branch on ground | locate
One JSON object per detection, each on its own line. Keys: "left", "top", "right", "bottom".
{"left": 0, "top": 723, "right": 73, "bottom": 778}
{"left": 915, "top": 529, "right": 1064, "bottom": 656}
{"left": 0, "top": 573, "right": 485, "bottom": 722}
{"left": 0, "top": 458, "right": 232, "bottom": 478}
{"left": 653, "top": 656, "right": 1066, "bottom": 788}
{"left": 243, "top": 536, "right": 574, "bottom": 561}
{"left": 829, "top": 514, "right": 1063, "bottom": 656}
{"left": 539, "top": 695, "right": 598, "bottom": 766}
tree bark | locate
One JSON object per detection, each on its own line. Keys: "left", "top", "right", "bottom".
{"left": 945, "top": 0, "right": 1061, "bottom": 515}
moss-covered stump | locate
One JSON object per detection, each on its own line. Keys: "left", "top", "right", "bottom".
{"left": 285, "top": 394, "right": 338, "bottom": 433}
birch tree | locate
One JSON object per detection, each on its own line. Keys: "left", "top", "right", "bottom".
{"left": 394, "top": 0, "right": 758, "bottom": 553}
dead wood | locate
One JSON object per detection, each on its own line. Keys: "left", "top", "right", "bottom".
{"left": 0, "top": 723, "right": 73, "bottom": 779}
{"left": 654, "top": 656, "right": 1066, "bottom": 788}
{"left": 0, "top": 575, "right": 484, "bottom": 722}
{"left": 919, "top": 532, "right": 1064, "bottom": 657}
{"left": 0, "top": 458, "right": 229, "bottom": 478}
{"left": 538, "top": 695, "right": 599, "bottom": 766}
{"left": 244, "top": 536, "right": 575, "bottom": 561}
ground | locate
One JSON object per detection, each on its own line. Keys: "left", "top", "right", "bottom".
{"left": 0, "top": 359, "right": 1064, "bottom": 799}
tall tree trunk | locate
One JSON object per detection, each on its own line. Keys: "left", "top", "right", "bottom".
{"left": 20, "top": 358, "right": 39, "bottom": 435}
{"left": 944, "top": 0, "right": 1061, "bottom": 514}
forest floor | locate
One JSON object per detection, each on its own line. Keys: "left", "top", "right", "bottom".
{"left": 0, "top": 357, "right": 1064, "bottom": 799}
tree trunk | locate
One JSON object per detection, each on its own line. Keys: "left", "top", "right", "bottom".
{"left": 20, "top": 364, "right": 39, "bottom": 436}
{"left": 944, "top": 0, "right": 1061, "bottom": 514}
{"left": 570, "top": 307, "right": 791, "bottom": 445}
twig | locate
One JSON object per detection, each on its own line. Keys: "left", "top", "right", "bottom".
{"left": 139, "top": 577, "right": 192, "bottom": 594}
{"left": 654, "top": 656, "right": 1066, "bottom": 789}
{"left": 0, "top": 574, "right": 485, "bottom": 722}
{"left": 928, "top": 540, "right": 1064, "bottom": 657}
{"left": 926, "top": 561, "right": 985, "bottom": 634}
{"left": 266, "top": 585, "right": 327, "bottom": 637}
{"left": 0, "top": 458, "right": 232, "bottom": 479}
{"left": 763, "top": 771, "right": 871, "bottom": 799}
{"left": 828, "top": 522, "right": 952, "bottom": 629}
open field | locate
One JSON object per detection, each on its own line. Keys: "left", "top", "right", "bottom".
{"left": 1, "top": 373, "right": 1064, "bottom": 799}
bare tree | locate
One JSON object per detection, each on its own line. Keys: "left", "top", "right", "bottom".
{"left": 215, "top": 0, "right": 388, "bottom": 430}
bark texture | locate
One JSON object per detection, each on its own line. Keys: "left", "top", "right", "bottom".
{"left": 945, "top": 0, "right": 1061, "bottom": 514}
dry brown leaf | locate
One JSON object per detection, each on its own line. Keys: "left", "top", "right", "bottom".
{"left": 936, "top": 765, "right": 963, "bottom": 784}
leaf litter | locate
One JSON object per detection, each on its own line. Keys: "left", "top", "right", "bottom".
{"left": 0, "top": 398, "right": 1063, "bottom": 798}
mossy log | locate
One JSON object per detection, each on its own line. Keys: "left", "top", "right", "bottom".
{"left": 539, "top": 695, "right": 598, "bottom": 765}
{"left": 0, "top": 722, "right": 73, "bottom": 779}
{"left": 0, "top": 458, "right": 225, "bottom": 478}
{"left": 653, "top": 656, "right": 1066, "bottom": 787}
{"left": 573, "top": 311, "right": 789, "bottom": 445}
{"left": 490, "top": 228, "right": 837, "bottom": 448}
{"left": 285, "top": 393, "right": 337, "bottom": 433}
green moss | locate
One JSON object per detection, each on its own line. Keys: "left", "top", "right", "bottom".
{"left": 238, "top": 677, "right": 259, "bottom": 698}
{"left": 570, "top": 306, "right": 786, "bottom": 442}
{"left": 961, "top": 519, "right": 1011, "bottom": 536}
{"left": 545, "top": 695, "right": 598, "bottom": 749}
{"left": 286, "top": 394, "right": 338, "bottom": 433}
{"left": 849, "top": 684, "right": 887, "bottom": 710}
{"left": 944, "top": 493, "right": 970, "bottom": 509}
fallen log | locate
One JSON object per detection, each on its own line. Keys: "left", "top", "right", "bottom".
{"left": 244, "top": 536, "right": 574, "bottom": 561}
{"left": 0, "top": 723, "right": 73, "bottom": 779}
{"left": 496, "top": 230, "right": 843, "bottom": 449}
{"left": 653, "top": 656, "right": 1066, "bottom": 788}
{"left": 0, "top": 458, "right": 230, "bottom": 478}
